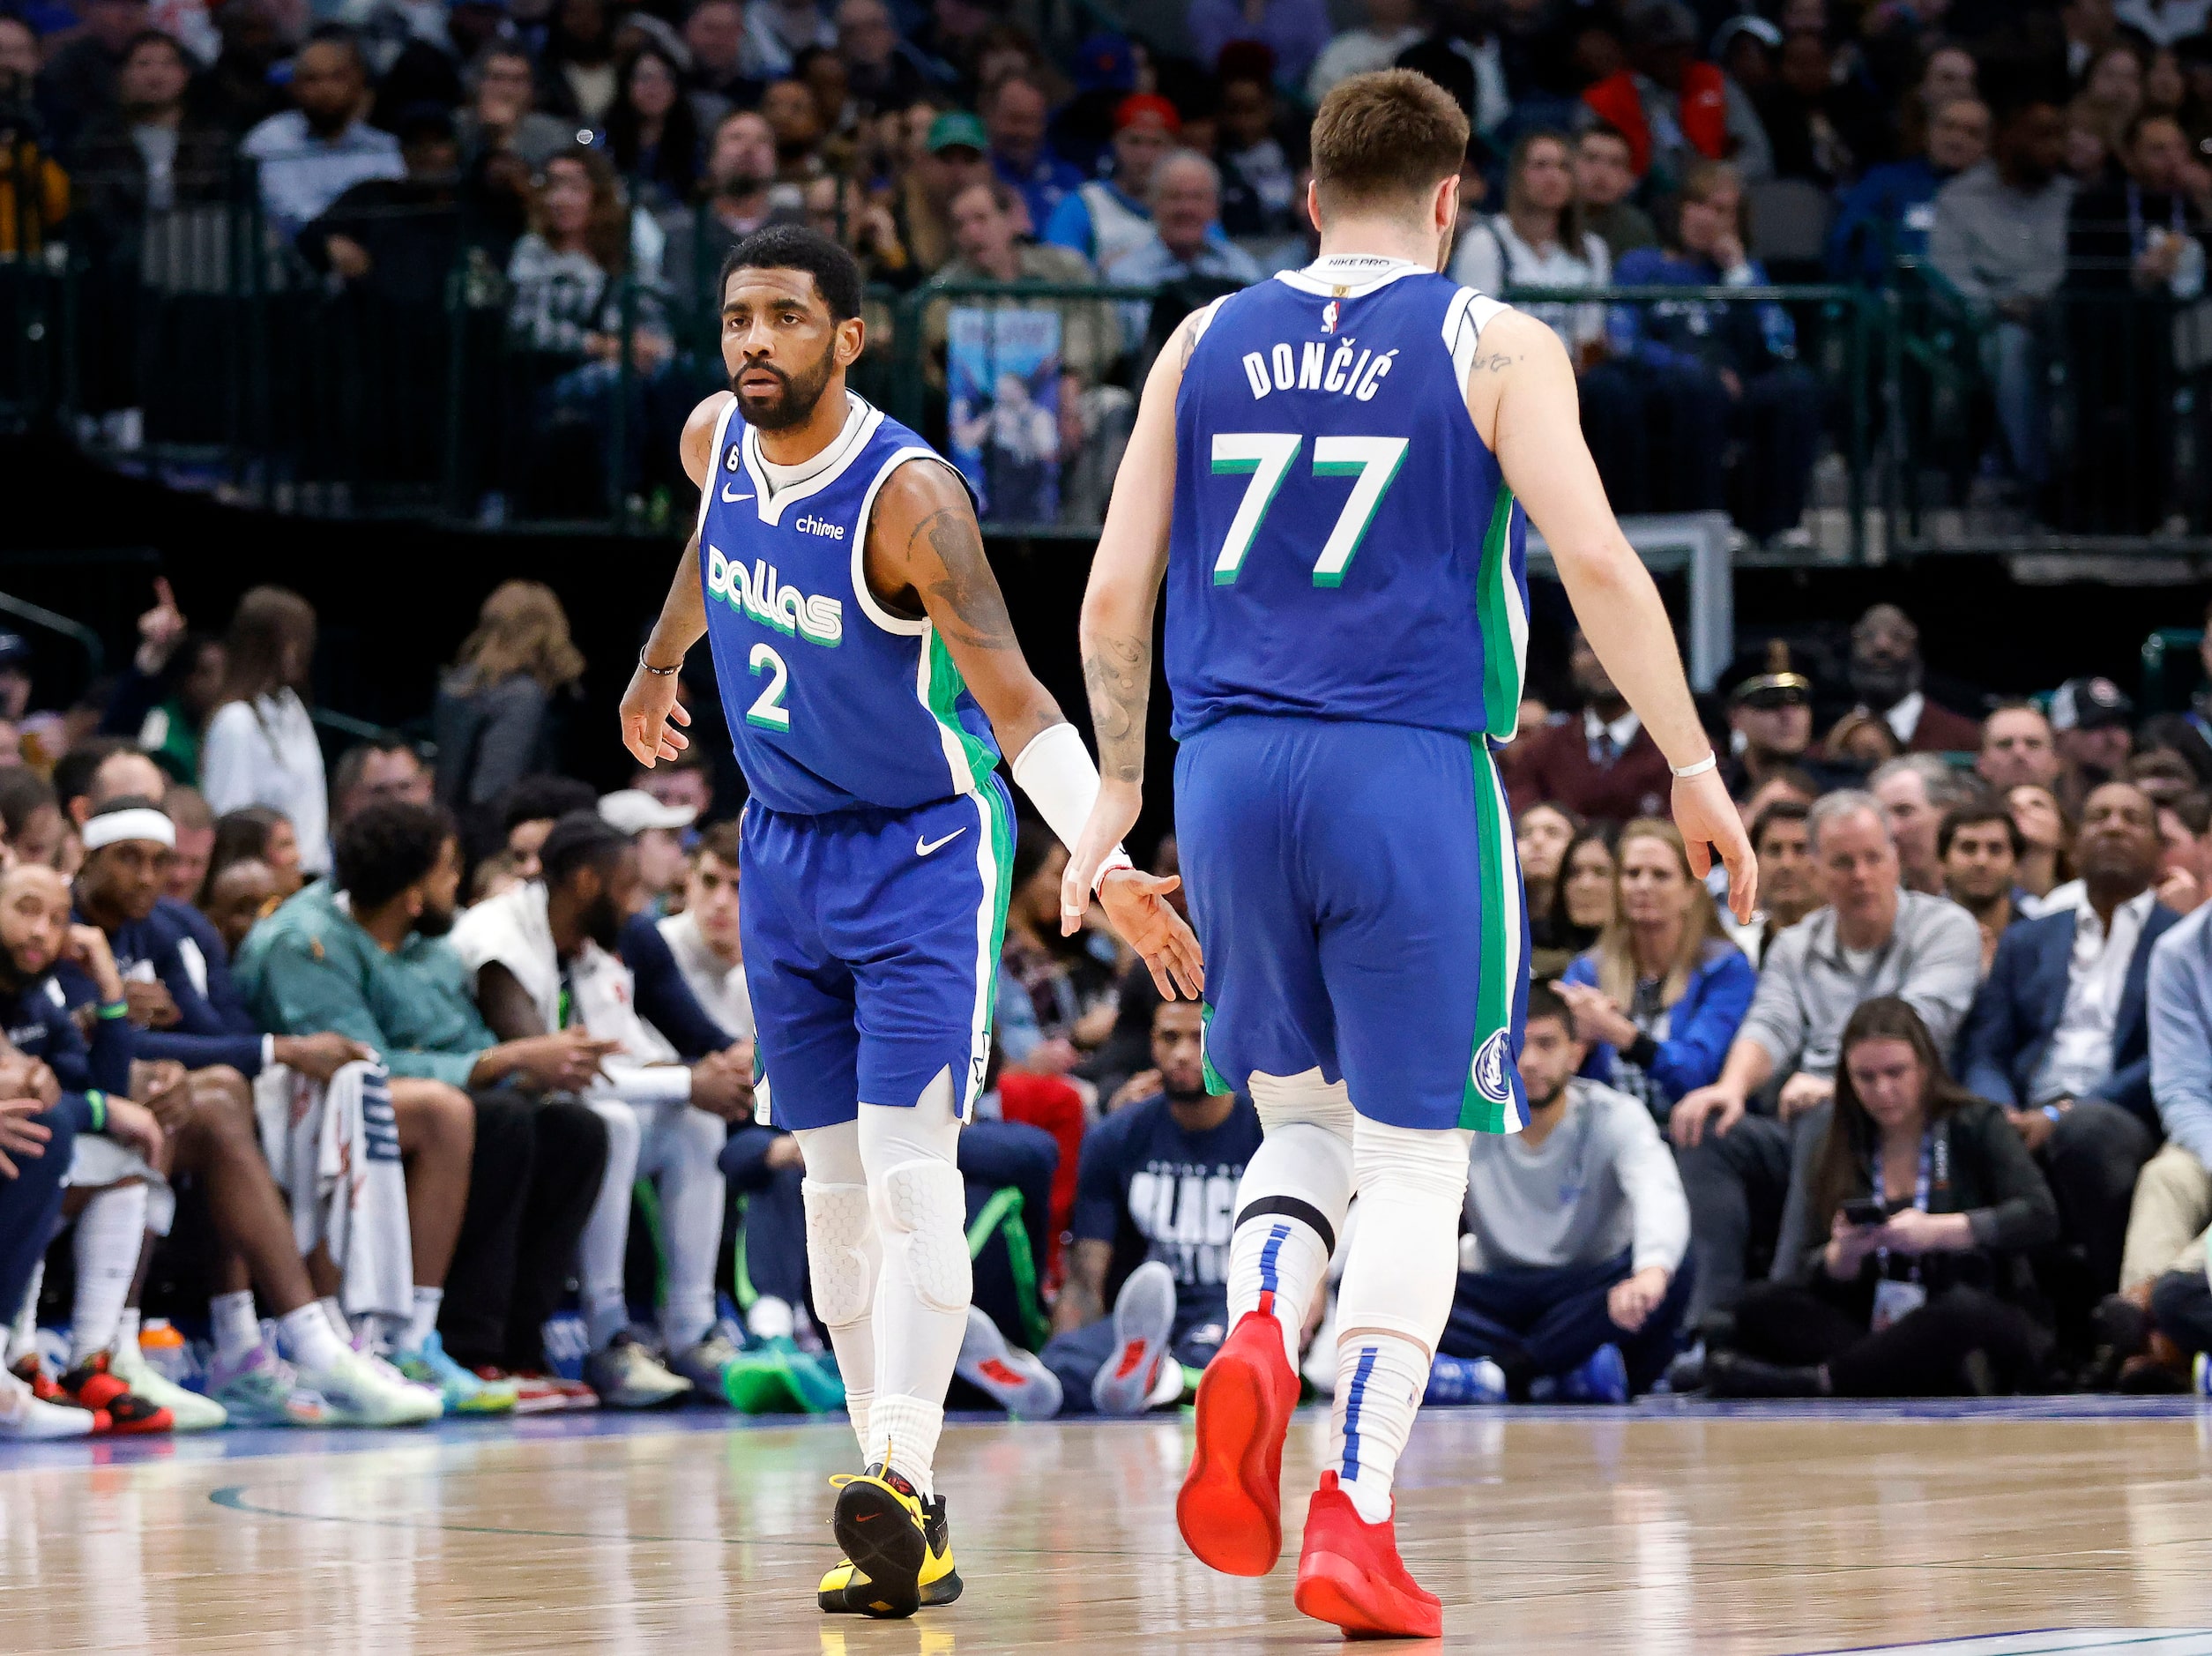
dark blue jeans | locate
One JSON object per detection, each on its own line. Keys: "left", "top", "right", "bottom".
{"left": 1438, "top": 1249, "right": 1694, "bottom": 1397}
{"left": 0, "top": 1104, "right": 77, "bottom": 1326}
{"left": 2152, "top": 1265, "right": 2212, "bottom": 1359}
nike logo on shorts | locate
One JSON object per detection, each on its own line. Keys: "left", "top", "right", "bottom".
{"left": 916, "top": 827, "right": 968, "bottom": 857}
{"left": 722, "top": 484, "right": 754, "bottom": 502}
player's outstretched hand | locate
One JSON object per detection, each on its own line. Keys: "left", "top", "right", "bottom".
{"left": 1098, "top": 869, "right": 1205, "bottom": 1002}
{"left": 1060, "top": 780, "right": 1143, "bottom": 934}
{"left": 620, "top": 661, "right": 692, "bottom": 767}
{"left": 1672, "top": 769, "right": 1757, "bottom": 923}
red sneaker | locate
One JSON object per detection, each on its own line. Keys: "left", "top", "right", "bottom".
{"left": 1176, "top": 1309, "right": 1300, "bottom": 1576}
{"left": 60, "top": 1353, "right": 174, "bottom": 1435}
{"left": 1292, "top": 1471, "right": 1441, "bottom": 1639}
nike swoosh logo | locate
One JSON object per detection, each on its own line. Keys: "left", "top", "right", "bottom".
{"left": 916, "top": 827, "right": 968, "bottom": 857}
{"left": 722, "top": 485, "right": 754, "bottom": 502}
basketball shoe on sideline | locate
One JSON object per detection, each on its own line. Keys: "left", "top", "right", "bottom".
{"left": 207, "top": 1338, "right": 323, "bottom": 1426}
{"left": 0, "top": 1361, "right": 93, "bottom": 1437}
{"left": 1292, "top": 1470, "right": 1442, "bottom": 1638}
{"left": 393, "top": 1332, "right": 518, "bottom": 1415}
{"left": 108, "top": 1332, "right": 227, "bottom": 1431}
{"left": 1177, "top": 1309, "right": 1300, "bottom": 1575}
{"left": 819, "top": 1488, "right": 963, "bottom": 1615}
{"left": 583, "top": 1331, "right": 692, "bottom": 1408}
{"left": 1091, "top": 1260, "right": 1175, "bottom": 1416}
{"left": 954, "top": 1307, "right": 1062, "bottom": 1417}
{"left": 56, "top": 1352, "right": 173, "bottom": 1434}
{"left": 292, "top": 1346, "right": 443, "bottom": 1427}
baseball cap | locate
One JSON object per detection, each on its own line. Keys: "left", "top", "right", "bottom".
{"left": 2049, "top": 676, "right": 2134, "bottom": 732}
{"left": 927, "top": 112, "right": 989, "bottom": 155}
{"left": 598, "top": 788, "right": 697, "bottom": 835}
{"left": 1113, "top": 92, "right": 1180, "bottom": 135}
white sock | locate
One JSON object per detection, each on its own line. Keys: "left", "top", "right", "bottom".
{"left": 8, "top": 1260, "right": 43, "bottom": 1364}
{"left": 401, "top": 1287, "right": 442, "bottom": 1354}
{"left": 114, "top": 1306, "right": 141, "bottom": 1358}
{"left": 281, "top": 1302, "right": 349, "bottom": 1371}
{"left": 746, "top": 1295, "right": 795, "bottom": 1342}
{"left": 868, "top": 1391, "right": 944, "bottom": 1499}
{"left": 211, "top": 1290, "right": 261, "bottom": 1365}
{"left": 69, "top": 1184, "right": 147, "bottom": 1367}
{"left": 580, "top": 1100, "right": 644, "bottom": 1351}
{"left": 1225, "top": 1122, "right": 1353, "bottom": 1371}
{"left": 1330, "top": 1332, "right": 1429, "bottom": 1525}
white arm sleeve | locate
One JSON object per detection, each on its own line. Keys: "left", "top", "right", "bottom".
{"left": 1008, "top": 722, "right": 1134, "bottom": 889}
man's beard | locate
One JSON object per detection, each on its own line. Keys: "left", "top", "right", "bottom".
{"left": 717, "top": 168, "right": 771, "bottom": 198}
{"left": 732, "top": 344, "right": 836, "bottom": 432}
{"left": 414, "top": 900, "right": 455, "bottom": 938}
{"left": 1851, "top": 656, "right": 1919, "bottom": 710}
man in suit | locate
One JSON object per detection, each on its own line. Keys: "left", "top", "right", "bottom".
{"left": 1506, "top": 628, "right": 1673, "bottom": 822}
{"left": 1823, "top": 604, "right": 1983, "bottom": 756}
{"left": 1958, "top": 780, "right": 2178, "bottom": 1305}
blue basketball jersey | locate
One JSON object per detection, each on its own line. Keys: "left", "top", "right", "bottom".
{"left": 696, "top": 393, "right": 1001, "bottom": 816}
{"left": 1165, "top": 256, "right": 1529, "bottom": 742}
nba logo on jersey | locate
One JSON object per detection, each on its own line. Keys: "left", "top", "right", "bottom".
{"left": 1322, "top": 300, "right": 1339, "bottom": 334}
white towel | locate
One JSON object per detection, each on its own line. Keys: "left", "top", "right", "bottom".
{"left": 253, "top": 1059, "right": 413, "bottom": 1324}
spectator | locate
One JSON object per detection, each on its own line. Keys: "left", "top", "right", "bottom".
{"left": 1721, "top": 643, "right": 1816, "bottom": 799}
{"left": 239, "top": 31, "right": 405, "bottom": 243}
{"left": 1450, "top": 128, "right": 1611, "bottom": 358}
{"left": 205, "top": 804, "right": 302, "bottom": 899}
{"left": 1044, "top": 92, "right": 1174, "bottom": 271}
{"left": 1670, "top": 791, "right": 1982, "bottom": 1321}
{"left": 1612, "top": 160, "right": 1821, "bottom": 541}
{"left": 1978, "top": 702, "right": 2063, "bottom": 793}
{"left": 200, "top": 586, "right": 330, "bottom": 876}
{"left": 653, "top": 818, "right": 749, "bottom": 1038}
{"left": 498, "top": 774, "right": 598, "bottom": 879}
{"left": 67, "top": 31, "right": 236, "bottom": 272}
{"left": 834, "top": 0, "right": 927, "bottom": 117}
{"left": 664, "top": 110, "right": 801, "bottom": 310}
{"left": 203, "top": 855, "right": 279, "bottom": 956}
{"left": 2050, "top": 675, "right": 2139, "bottom": 813}
{"left": 535, "top": 0, "right": 622, "bottom": 128}
{"left": 1941, "top": 800, "right": 2032, "bottom": 977}
{"left": 983, "top": 71, "right": 1082, "bottom": 235}
{"left": 235, "top": 801, "right": 615, "bottom": 1394}
{"left": 1827, "top": 94, "right": 1991, "bottom": 281}
{"left": 2143, "top": 867, "right": 2212, "bottom": 1357}
{"left": 1427, "top": 981, "right": 1692, "bottom": 1404}
{"left": 457, "top": 43, "right": 571, "bottom": 174}
{"left": 1572, "top": 124, "right": 1658, "bottom": 260}
{"left": 98, "top": 578, "right": 225, "bottom": 787}
{"left": 1538, "top": 821, "right": 1620, "bottom": 979}
{"left": 606, "top": 42, "right": 705, "bottom": 216}
{"left": 1709, "top": 997, "right": 2060, "bottom": 1397}
{"left": 1214, "top": 66, "right": 1305, "bottom": 240}
{"left": 1559, "top": 818, "right": 1757, "bottom": 1122}
{"left": 758, "top": 75, "right": 826, "bottom": 181}
{"left": 1104, "top": 149, "right": 1264, "bottom": 338}
{"left": 630, "top": 753, "right": 713, "bottom": 821}
{"left": 331, "top": 738, "right": 433, "bottom": 827}
{"left": 1517, "top": 802, "right": 1582, "bottom": 975}
{"left": 0, "top": 771, "right": 65, "bottom": 868}
{"left": 741, "top": 0, "right": 834, "bottom": 82}
{"left": 1728, "top": 798, "right": 1821, "bottom": 966}
{"left": 1307, "top": 0, "right": 1423, "bottom": 103}
{"left": 1959, "top": 781, "right": 2177, "bottom": 1305}
{"left": 927, "top": 175, "right": 1119, "bottom": 387}
{"left": 597, "top": 787, "right": 693, "bottom": 917}
{"left": 1000, "top": 822, "right": 1121, "bottom": 1077}
{"left": 298, "top": 106, "right": 469, "bottom": 307}
{"left": 187, "top": 0, "right": 289, "bottom": 138}
{"left": 2156, "top": 789, "right": 2210, "bottom": 914}
{"left": 163, "top": 783, "right": 213, "bottom": 902}
{"left": 1580, "top": 0, "right": 1772, "bottom": 197}
{"left": 2074, "top": 42, "right": 2149, "bottom": 160}
{"left": 1754, "top": 26, "right": 1890, "bottom": 190}
{"left": 1928, "top": 97, "right": 2074, "bottom": 490}
{"left": 1825, "top": 604, "right": 1984, "bottom": 756}
{"left": 681, "top": 0, "right": 756, "bottom": 108}
{"left": 1505, "top": 627, "right": 1672, "bottom": 823}
{"left": 1394, "top": 1, "right": 1510, "bottom": 141}
{"left": 895, "top": 108, "right": 991, "bottom": 274}
{"left": 1027, "top": 998, "right": 1261, "bottom": 1415}
{"left": 2010, "top": 781, "right": 2076, "bottom": 905}
{"left": 452, "top": 813, "right": 749, "bottom": 1404}
{"left": 0, "top": 631, "right": 30, "bottom": 724}
{"left": 801, "top": 169, "right": 913, "bottom": 287}
{"left": 35, "top": 0, "right": 149, "bottom": 148}
{"left": 433, "top": 579, "right": 585, "bottom": 836}
{"left": 1871, "top": 753, "right": 1973, "bottom": 897}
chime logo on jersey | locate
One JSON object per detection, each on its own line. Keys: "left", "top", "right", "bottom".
{"left": 1470, "top": 1029, "right": 1514, "bottom": 1106}
{"left": 704, "top": 544, "right": 844, "bottom": 646}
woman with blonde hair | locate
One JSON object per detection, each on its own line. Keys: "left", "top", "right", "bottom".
{"left": 1558, "top": 817, "right": 1756, "bottom": 1122}
{"left": 433, "top": 580, "right": 587, "bottom": 829}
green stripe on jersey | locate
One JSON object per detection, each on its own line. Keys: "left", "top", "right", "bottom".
{"left": 1199, "top": 1002, "right": 1233, "bottom": 1096}
{"left": 925, "top": 629, "right": 1002, "bottom": 794}
{"left": 1477, "top": 489, "right": 1523, "bottom": 735}
{"left": 1457, "top": 737, "right": 1524, "bottom": 1135}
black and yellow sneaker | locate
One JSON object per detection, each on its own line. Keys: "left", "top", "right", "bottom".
{"left": 821, "top": 1467, "right": 961, "bottom": 1618}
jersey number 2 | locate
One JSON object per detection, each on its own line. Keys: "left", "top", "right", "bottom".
{"left": 1210, "top": 433, "right": 1408, "bottom": 587}
{"left": 747, "top": 642, "right": 791, "bottom": 730}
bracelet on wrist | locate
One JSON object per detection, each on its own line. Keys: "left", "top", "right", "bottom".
{"left": 86, "top": 1090, "right": 107, "bottom": 1133}
{"left": 637, "top": 649, "right": 682, "bottom": 677}
{"left": 96, "top": 999, "right": 129, "bottom": 1021}
{"left": 1670, "top": 753, "right": 1718, "bottom": 780}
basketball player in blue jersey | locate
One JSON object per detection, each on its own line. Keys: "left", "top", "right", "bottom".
{"left": 617, "top": 226, "right": 1201, "bottom": 1621}
{"left": 1064, "top": 73, "right": 1758, "bottom": 1637}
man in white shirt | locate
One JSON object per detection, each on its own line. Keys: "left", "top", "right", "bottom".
{"left": 657, "top": 819, "right": 754, "bottom": 1041}
{"left": 239, "top": 34, "right": 404, "bottom": 242}
{"left": 452, "top": 812, "right": 754, "bottom": 1406}
{"left": 1426, "top": 982, "right": 1692, "bottom": 1405}
{"left": 1959, "top": 781, "right": 2178, "bottom": 1304}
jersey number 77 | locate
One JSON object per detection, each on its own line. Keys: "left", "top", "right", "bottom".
{"left": 1209, "top": 433, "right": 1409, "bottom": 587}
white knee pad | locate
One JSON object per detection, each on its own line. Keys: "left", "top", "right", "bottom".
{"left": 874, "top": 1158, "right": 972, "bottom": 1315}
{"left": 1336, "top": 1118, "right": 1473, "bottom": 1351}
{"left": 1248, "top": 1068, "right": 1357, "bottom": 1141}
{"left": 802, "top": 1179, "right": 878, "bottom": 1330}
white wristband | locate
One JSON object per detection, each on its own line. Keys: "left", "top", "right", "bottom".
{"left": 1009, "top": 722, "right": 1134, "bottom": 891}
{"left": 1670, "top": 753, "right": 1718, "bottom": 780}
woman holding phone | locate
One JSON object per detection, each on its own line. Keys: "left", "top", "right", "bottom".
{"left": 1708, "top": 996, "right": 2061, "bottom": 1397}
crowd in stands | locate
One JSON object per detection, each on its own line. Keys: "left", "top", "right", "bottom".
{"left": 12, "top": 0, "right": 2212, "bottom": 531}
{"left": 8, "top": 554, "right": 2212, "bottom": 1436}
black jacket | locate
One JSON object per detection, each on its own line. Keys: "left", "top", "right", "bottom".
{"left": 67, "top": 114, "right": 237, "bottom": 265}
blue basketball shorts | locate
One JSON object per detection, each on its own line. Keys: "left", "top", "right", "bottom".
{"left": 740, "top": 775, "right": 1014, "bottom": 1131}
{"left": 1173, "top": 714, "right": 1529, "bottom": 1135}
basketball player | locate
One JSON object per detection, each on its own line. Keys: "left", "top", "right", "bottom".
{"left": 1063, "top": 74, "right": 1757, "bottom": 1637}
{"left": 618, "top": 225, "right": 1201, "bottom": 1620}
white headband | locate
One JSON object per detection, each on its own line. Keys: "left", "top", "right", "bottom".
{"left": 82, "top": 808, "right": 176, "bottom": 853}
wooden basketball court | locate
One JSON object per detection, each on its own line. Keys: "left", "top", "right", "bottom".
{"left": 4, "top": 1399, "right": 2210, "bottom": 1652}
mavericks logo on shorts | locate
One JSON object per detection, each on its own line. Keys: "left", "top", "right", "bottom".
{"left": 1469, "top": 1030, "right": 1514, "bottom": 1107}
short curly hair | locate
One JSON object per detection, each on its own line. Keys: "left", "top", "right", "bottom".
{"left": 335, "top": 801, "right": 458, "bottom": 911}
